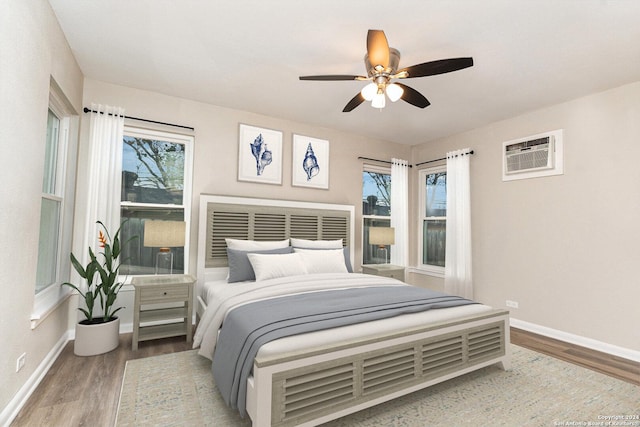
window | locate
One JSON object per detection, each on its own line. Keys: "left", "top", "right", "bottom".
{"left": 33, "top": 80, "right": 78, "bottom": 326}
{"left": 419, "top": 167, "right": 447, "bottom": 273}
{"left": 362, "top": 166, "right": 391, "bottom": 264}
{"left": 35, "top": 108, "right": 64, "bottom": 293}
{"left": 119, "top": 127, "right": 193, "bottom": 275}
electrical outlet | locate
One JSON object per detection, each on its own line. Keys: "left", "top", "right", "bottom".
{"left": 506, "top": 300, "right": 519, "bottom": 309}
{"left": 16, "top": 353, "right": 26, "bottom": 372}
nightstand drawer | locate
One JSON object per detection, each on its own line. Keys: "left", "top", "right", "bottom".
{"left": 140, "top": 285, "right": 189, "bottom": 302}
{"left": 377, "top": 270, "right": 404, "bottom": 281}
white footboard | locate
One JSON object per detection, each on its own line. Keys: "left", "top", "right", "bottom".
{"left": 246, "top": 309, "right": 510, "bottom": 427}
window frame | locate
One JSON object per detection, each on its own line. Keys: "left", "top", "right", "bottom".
{"left": 32, "top": 84, "right": 75, "bottom": 327}
{"left": 418, "top": 166, "right": 447, "bottom": 277}
{"left": 362, "top": 164, "right": 392, "bottom": 266}
{"left": 119, "top": 126, "right": 194, "bottom": 278}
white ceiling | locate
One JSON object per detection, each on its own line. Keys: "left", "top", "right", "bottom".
{"left": 48, "top": 0, "right": 640, "bottom": 145}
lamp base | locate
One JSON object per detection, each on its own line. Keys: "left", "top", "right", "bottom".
{"left": 377, "top": 246, "right": 389, "bottom": 264}
{"left": 155, "top": 248, "right": 173, "bottom": 275}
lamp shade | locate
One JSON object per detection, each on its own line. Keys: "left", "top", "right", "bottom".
{"left": 386, "top": 83, "right": 404, "bottom": 102}
{"left": 144, "top": 220, "right": 186, "bottom": 248}
{"left": 371, "top": 92, "right": 386, "bottom": 109}
{"left": 361, "top": 82, "right": 378, "bottom": 101}
{"left": 369, "top": 227, "right": 395, "bottom": 246}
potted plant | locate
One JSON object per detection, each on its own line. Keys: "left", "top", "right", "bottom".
{"left": 62, "top": 220, "right": 135, "bottom": 356}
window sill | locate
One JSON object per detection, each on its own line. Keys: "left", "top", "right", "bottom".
{"left": 406, "top": 266, "right": 445, "bottom": 279}
{"left": 31, "top": 288, "right": 72, "bottom": 329}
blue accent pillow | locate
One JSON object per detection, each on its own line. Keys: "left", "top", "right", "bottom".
{"left": 343, "top": 246, "right": 354, "bottom": 273}
{"left": 227, "top": 246, "right": 293, "bottom": 283}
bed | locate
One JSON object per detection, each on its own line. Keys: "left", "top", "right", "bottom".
{"left": 194, "top": 195, "right": 510, "bottom": 427}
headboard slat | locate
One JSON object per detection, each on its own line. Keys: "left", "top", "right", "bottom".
{"left": 204, "top": 200, "right": 352, "bottom": 268}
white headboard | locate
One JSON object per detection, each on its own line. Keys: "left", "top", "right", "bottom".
{"left": 196, "top": 194, "right": 355, "bottom": 288}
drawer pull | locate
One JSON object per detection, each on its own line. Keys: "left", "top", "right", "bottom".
{"left": 163, "top": 292, "right": 167, "bottom": 295}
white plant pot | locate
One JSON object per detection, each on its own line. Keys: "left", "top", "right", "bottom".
{"left": 74, "top": 317, "right": 120, "bottom": 356}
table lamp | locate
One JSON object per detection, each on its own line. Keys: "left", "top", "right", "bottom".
{"left": 143, "top": 220, "right": 186, "bottom": 274}
{"left": 369, "top": 226, "right": 395, "bottom": 264}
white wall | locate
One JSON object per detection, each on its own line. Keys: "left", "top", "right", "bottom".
{"left": 410, "top": 81, "right": 640, "bottom": 353}
{"left": 0, "top": 0, "right": 83, "bottom": 419}
{"left": 80, "top": 79, "right": 410, "bottom": 328}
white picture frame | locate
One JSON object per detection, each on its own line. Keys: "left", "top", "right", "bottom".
{"left": 292, "top": 134, "right": 329, "bottom": 189}
{"left": 238, "top": 124, "right": 283, "bottom": 185}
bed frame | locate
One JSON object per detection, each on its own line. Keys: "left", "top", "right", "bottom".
{"left": 196, "top": 194, "right": 510, "bottom": 427}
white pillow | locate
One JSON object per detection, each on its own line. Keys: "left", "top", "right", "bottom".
{"left": 225, "top": 238, "right": 289, "bottom": 251}
{"left": 290, "top": 238, "right": 343, "bottom": 249}
{"left": 247, "top": 253, "right": 308, "bottom": 281}
{"left": 294, "top": 248, "right": 348, "bottom": 274}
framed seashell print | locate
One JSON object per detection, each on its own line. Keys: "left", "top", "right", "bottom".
{"left": 238, "top": 124, "right": 283, "bottom": 185}
{"left": 292, "top": 134, "right": 329, "bottom": 189}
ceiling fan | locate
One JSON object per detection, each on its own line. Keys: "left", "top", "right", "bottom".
{"left": 299, "top": 29, "right": 473, "bottom": 112}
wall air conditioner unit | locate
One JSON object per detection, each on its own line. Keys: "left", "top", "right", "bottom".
{"left": 502, "top": 129, "right": 563, "bottom": 181}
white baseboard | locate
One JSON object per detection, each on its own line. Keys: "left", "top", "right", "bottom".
{"left": 510, "top": 318, "right": 640, "bottom": 363}
{"left": 120, "top": 322, "right": 133, "bottom": 334}
{"left": 0, "top": 331, "right": 71, "bottom": 427}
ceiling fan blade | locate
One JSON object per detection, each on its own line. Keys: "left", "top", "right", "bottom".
{"left": 299, "top": 75, "right": 364, "bottom": 81}
{"left": 399, "top": 57, "right": 473, "bottom": 78}
{"left": 395, "top": 83, "right": 430, "bottom": 108}
{"left": 367, "top": 30, "right": 390, "bottom": 69}
{"left": 342, "top": 92, "right": 365, "bottom": 112}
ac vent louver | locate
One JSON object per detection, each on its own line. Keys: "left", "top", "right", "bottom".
{"left": 505, "top": 136, "right": 553, "bottom": 174}
{"left": 502, "top": 129, "right": 564, "bottom": 181}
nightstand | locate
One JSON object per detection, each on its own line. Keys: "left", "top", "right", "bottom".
{"left": 131, "top": 274, "right": 195, "bottom": 351}
{"left": 362, "top": 264, "right": 405, "bottom": 282}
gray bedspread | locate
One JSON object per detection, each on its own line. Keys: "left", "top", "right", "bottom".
{"left": 212, "top": 285, "right": 476, "bottom": 416}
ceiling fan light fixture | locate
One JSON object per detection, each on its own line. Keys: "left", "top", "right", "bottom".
{"left": 371, "top": 92, "right": 386, "bottom": 109}
{"left": 299, "top": 30, "right": 473, "bottom": 112}
{"left": 386, "top": 83, "right": 404, "bottom": 102}
{"left": 361, "top": 82, "right": 378, "bottom": 101}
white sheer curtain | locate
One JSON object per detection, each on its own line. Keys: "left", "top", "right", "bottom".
{"left": 81, "top": 104, "right": 125, "bottom": 257}
{"left": 444, "top": 148, "right": 473, "bottom": 298}
{"left": 390, "top": 158, "right": 409, "bottom": 266}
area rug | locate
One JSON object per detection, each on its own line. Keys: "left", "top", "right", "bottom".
{"left": 116, "top": 345, "right": 639, "bottom": 426}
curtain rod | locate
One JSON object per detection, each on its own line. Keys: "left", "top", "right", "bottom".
{"left": 415, "top": 150, "right": 474, "bottom": 167}
{"left": 357, "top": 157, "right": 413, "bottom": 168}
{"left": 83, "top": 107, "right": 195, "bottom": 131}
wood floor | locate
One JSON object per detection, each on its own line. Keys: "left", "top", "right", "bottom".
{"left": 10, "top": 334, "right": 192, "bottom": 427}
{"left": 10, "top": 329, "right": 639, "bottom": 427}
{"left": 510, "top": 327, "right": 639, "bottom": 386}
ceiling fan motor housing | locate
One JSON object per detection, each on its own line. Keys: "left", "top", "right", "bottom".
{"left": 365, "top": 47, "right": 401, "bottom": 77}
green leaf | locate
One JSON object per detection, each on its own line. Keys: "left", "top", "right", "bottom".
{"left": 89, "top": 247, "right": 98, "bottom": 263}
{"left": 61, "top": 282, "right": 84, "bottom": 298}
{"left": 104, "top": 245, "right": 113, "bottom": 271}
{"left": 69, "top": 253, "right": 87, "bottom": 278}
{"left": 112, "top": 233, "right": 121, "bottom": 259}
{"left": 110, "top": 306, "right": 124, "bottom": 317}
